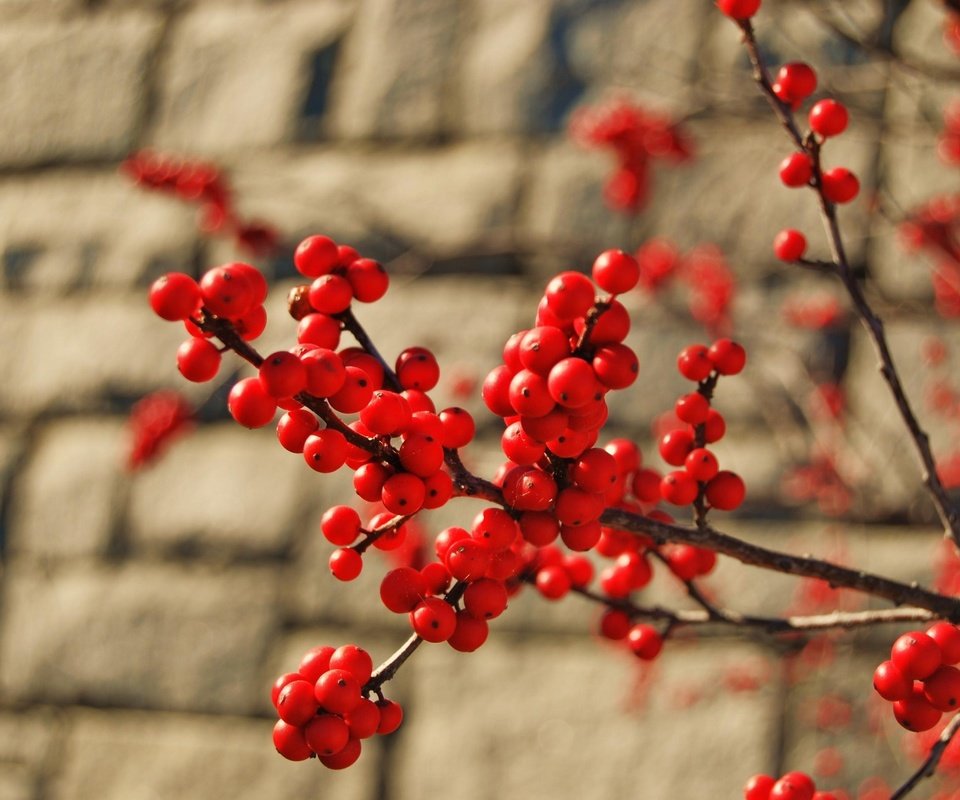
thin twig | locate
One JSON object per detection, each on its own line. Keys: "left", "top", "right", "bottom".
{"left": 738, "top": 19, "right": 960, "bottom": 550}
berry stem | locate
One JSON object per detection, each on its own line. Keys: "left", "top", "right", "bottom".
{"left": 737, "top": 17, "right": 960, "bottom": 551}
{"left": 337, "top": 307, "right": 403, "bottom": 393}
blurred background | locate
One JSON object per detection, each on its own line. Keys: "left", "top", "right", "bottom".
{"left": 2, "top": 0, "right": 960, "bottom": 797}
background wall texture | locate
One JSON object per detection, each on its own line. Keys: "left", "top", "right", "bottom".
{"left": 0, "top": 0, "right": 958, "bottom": 797}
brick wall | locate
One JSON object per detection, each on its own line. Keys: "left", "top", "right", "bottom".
{"left": 0, "top": 1, "right": 956, "bottom": 797}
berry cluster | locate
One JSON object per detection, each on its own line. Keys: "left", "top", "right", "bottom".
{"left": 771, "top": 69, "right": 859, "bottom": 263}
{"left": 744, "top": 770, "right": 837, "bottom": 800}
{"left": 635, "top": 240, "right": 736, "bottom": 334}
{"left": 873, "top": 625, "right": 960, "bottom": 732}
{"left": 271, "top": 643, "right": 402, "bottom": 767}
{"left": 569, "top": 98, "right": 693, "bottom": 212}
{"left": 125, "top": 390, "right": 193, "bottom": 470}
{"left": 122, "top": 150, "right": 279, "bottom": 257}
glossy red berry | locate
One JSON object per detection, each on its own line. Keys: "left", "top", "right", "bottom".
{"left": 298, "top": 313, "right": 341, "bottom": 350}
{"left": 228, "top": 377, "right": 277, "bottom": 428}
{"left": 685, "top": 448, "right": 719, "bottom": 482}
{"left": 200, "top": 264, "right": 256, "bottom": 318}
{"left": 675, "top": 392, "right": 710, "bottom": 424}
{"left": 346, "top": 258, "right": 389, "bottom": 303}
{"left": 445, "top": 539, "right": 491, "bottom": 582}
{"left": 304, "top": 714, "right": 350, "bottom": 757}
{"left": 149, "top": 273, "right": 201, "bottom": 321}
{"left": 592, "top": 344, "right": 639, "bottom": 389}
{"left": 922, "top": 665, "right": 960, "bottom": 711}
{"left": 277, "top": 408, "right": 320, "bottom": 453}
{"left": 410, "top": 597, "right": 457, "bottom": 642}
{"left": 303, "top": 429, "right": 348, "bottom": 473}
{"left": 774, "top": 62, "right": 817, "bottom": 103}
{"left": 872, "top": 659, "right": 912, "bottom": 701}
{"left": 299, "top": 645, "right": 335, "bottom": 682}
{"left": 891, "top": 630, "right": 943, "bottom": 679}
{"left": 716, "top": 0, "right": 761, "bottom": 19}
{"left": 631, "top": 468, "right": 662, "bottom": 503}
{"left": 548, "top": 358, "right": 603, "bottom": 409}
{"left": 309, "top": 274, "right": 353, "bottom": 314}
{"left": 592, "top": 249, "right": 641, "bottom": 294}
{"left": 708, "top": 339, "right": 746, "bottom": 375}
{"left": 774, "top": 229, "right": 807, "bottom": 262}
{"left": 328, "top": 366, "right": 374, "bottom": 413}
{"left": 329, "top": 645, "right": 374, "bottom": 685}
{"left": 927, "top": 622, "right": 960, "bottom": 664}
{"left": 659, "top": 428, "right": 695, "bottom": 466}
{"left": 660, "top": 470, "right": 699, "bottom": 506}
{"left": 329, "top": 547, "right": 363, "bottom": 581}
{"left": 893, "top": 691, "right": 942, "bottom": 731}
{"left": 315, "top": 668, "right": 362, "bottom": 714}
{"left": 295, "top": 235, "right": 339, "bottom": 278}
{"left": 627, "top": 624, "right": 663, "bottom": 660}
{"left": 381, "top": 473, "right": 426, "bottom": 515}
{"left": 448, "top": 611, "right": 489, "bottom": 652}
{"left": 744, "top": 774, "right": 776, "bottom": 800}
{"left": 544, "top": 271, "right": 595, "bottom": 319}
{"left": 770, "top": 772, "right": 815, "bottom": 800}
{"left": 705, "top": 471, "right": 746, "bottom": 510}
{"left": 396, "top": 347, "right": 440, "bottom": 392}
{"left": 809, "top": 99, "right": 848, "bottom": 138}
{"left": 779, "top": 152, "right": 813, "bottom": 188}
{"left": 821, "top": 168, "right": 859, "bottom": 204}
{"left": 438, "top": 407, "right": 475, "bottom": 448}
{"left": 536, "top": 565, "right": 572, "bottom": 600}
{"left": 259, "top": 351, "right": 307, "bottom": 398}
{"left": 464, "top": 578, "right": 509, "bottom": 620}
{"left": 273, "top": 720, "right": 312, "bottom": 761}
{"left": 677, "top": 345, "right": 713, "bottom": 381}
{"left": 319, "top": 737, "right": 361, "bottom": 770}
{"left": 176, "top": 337, "right": 221, "bottom": 382}
{"left": 277, "top": 679, "right": 319, "bottom": 726}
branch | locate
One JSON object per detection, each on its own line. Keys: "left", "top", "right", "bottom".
{"left": 890, "top": 714, "right": 960, "bottom": 800}
{"left": 737, "top": 19, "right": 960, "bottom": 550}
{"left": 337, "top": 307, "right": 403, "bottom": 393}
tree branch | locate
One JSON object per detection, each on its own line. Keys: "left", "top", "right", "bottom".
{"left": 890, "top": 714, "right": 960, "bottom": 800}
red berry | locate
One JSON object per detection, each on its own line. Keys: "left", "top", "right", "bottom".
{"left": 329, "top": 547, "right": 363, "bottom": 581}
{"left": 704, "top": 409, "right": 726, "bottom": 443}
{"left": 463, "top": 578, "right": 509, "bottom": 620}
{"left": 228, "top": 377, "right": 277, "bottom": 428}
{"left": 536, "top": 564, "right": 572, "bottom": 600}
{"left": 560, "top": 520, "right": 602, "bottom": 551}
{"left": 304, "top": 714, "right": 350, "bottom": 756}
{"left": 445, "top": 539, "right": 491, "bottom": 581}
{"left": 360, "top": 390, "right": 412, "bottom": 435}
{"left": 873, "top": 659, "right": 912, "bottom": 701}
{"left": 303, "top": 429, "right": 348, "bottom": 473}
{"left": 176, "top": 337, "right": 221, "bottom": 382}
{"left": 259, "top": 351, "right": 307, "bottom": 398}
{"left": 329, "top": 366, "right": 374, "bottom": 413}
{"left": 922, "top": 665, "right": 960, "bottom": 711}
{"left": 660, "top": 470, "right": 699, "bottom": 506}
{"left": 299, "top": 645, "right": 335, "bottom": 682}
{"left": 396, "top": 347, "right": 440, "bottom": 392}
{"left": 627, "top": 624, "right": 663, "bottom": 659}
{"left": 298, "top": 313, "right": 341, "bottom": 349}
{"left": 381, "top": 473, "right": 426, "bottom": 515}
{"left": 329, "top": 644, "right": 374, "bottom": 685}
{"left": 447, "top": 611, "right": 489, "bottom": 652}
{"left": 277, "top": 408, "right": 320, "bottom": 453}
{"left": 675, "top": 392, "right": 710, "bottom": 424}
{"left": 744, "top": 774, "right": 776, "bottom": 800}
{"left": 599, "top": 609, "right": 632, "bottom": 640}
{"left": 482, "top": 365, "right": 515, "bottom": 417}
{"left": 809, "top": 99, "right": 848, "bottom": 138}
{"left": 774, "top": 229, "right": 807, "bottom": 262}
{"left": 779, "top": 152, "right": 813, "bottom": 188}
{"left": 409, "top": 597, "right": 457, "bottom": 642}
{"left": 314, "top": 668, "right": 362, "bottom": 714}
{"left": 509, "top": 369, "right": 555, "bottom": 418}
{"left": 309, "top": 274, "right": 353, "bottom": 314}
{"left": 319, "top": 737, "right": 361, "bottom": 770}
{"left": 677, "top": 344, "right": 713, "bottom": 381}
{"left": 572, "top": 448, "right": 619, "bottom": 493}
{"left": 200, "top": 264, "right": 256, "bottom": 318}
{"left": 708, "top": 339, "right": 746, "bottom": 375}
{"left": 927, "top": 622, "right": 960, "bottom": 664}
{"left": 893, "top": 692, "right": 942, "bottom": 731}
{"left": 271, "top": 672, "right": 303, "bottom": 708}
{"left": 716, "top": 0, "right": 761, "bottom": 19}
{"left": 631, "top": 468, "right": 662, "bottom": 503}
{"left": 471, "top": 508, "right": 520, "bottom": 551}
{"left": 438, "top": 407, "right": 475, "bottom": 448}
{"left": 380, "top": 567, "right": 428, "bottom": 613}
{"left": 346, "top": 258, "right": 389, "bottom": 303}
{"left": 548, "top": 357, "right": 603, "bottom": 409}
{"left": 685, "top": 448, "right": 719, "bottom": 482}
{"left": 891, "top": 630, "right": 943, "bottom": 679}
{"left": 519, "top": 326, "right": 570, "bottom": 375}
{"left": 295, "top": 235, "right": 339, "bottom": 278}
{"left": 774, "top": 62, "right": 817, "bottom": 103}
{"left": 344, "top": 697, "right": 381, "bottom": 740}
{"left": 592, "top": 249, "right": 641, "bottom": 294}
{"left": 273, "top": 720, "right": 312, "bottom": 761}
{"left": 592, "top": 343, "right": 639, "bottom": 389}
{"left": 375, "top": 699, "right": 404, "bottom": 735}
{"left": 821, "top": 168, "right": 859, "bottom": 204}
{"left": 544, "top": 271, "right": 595, "bottom": 319}
{"left": 149, "top": 273, "right": 200, "bottom": 321}
{"left": 277, "top": 679, "right": 318, "bottom": 726}
{"left": 770, "top": 772, "right": 815, "bottom": 800}
{"left": 705, "top": 471, "right": 746, "bottom": 511}
{"left": 659, "top": 428, "right": 695, "bottom": 466}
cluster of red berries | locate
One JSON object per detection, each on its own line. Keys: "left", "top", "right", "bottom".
{"left": 125, "top": 390, "right": 193, "bottom": 470}
{"left": 633, "top": 240, "right": 736, "bottom": 334}
{"left": 771, "top": 67, "right": 859, "bottom": 264}
{"left": 873, "top": 624, "right": 960, "bottom": 731}
{"left": 271, "top": 643, "right": 402, "bottom": 767}
{"left": 653, "top": 342, "right": 747, "bottom": 509}
{"left": 569, "top": 98, "right": 693, "bottom": 212}
{"left": 899, "top": 195, "right": 960, "bottom": 319}
{"left": 744, "top": 770, "right": 837, "bottom": 800}
{"left": 122, "top": 150, "right": 278, "bottom": 256}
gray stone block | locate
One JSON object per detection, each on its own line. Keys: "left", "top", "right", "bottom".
{"left": 0, "top": 170, "right": 197, "bottom": 293}
{"left": 0, "top": 562, "right": 280, "bottom": 714}
{"left": 128, "top": 422, "right": 310, "bottom": 558}
{"left": 0, "top": 13, "right": 162, "bottom": 167}
{"left": 0, "top": 293, "right": 184, "bottom": 416}
{"left": 48, "top": 709, "right": 378, "bottom": 800}
{"left": 149, "top": 2, "right": 352, "bottom": 154}
{"left": 8, "top": 418, "right": 124, "bottom": 560}
{"left": 326, "top": 0, "right": 461, "bottom": 140}
{"left": 392, "top": 636, "right": 779, "bottom": 799}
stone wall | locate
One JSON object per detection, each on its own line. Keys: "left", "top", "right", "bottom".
{"left": 0, "top": 0, "right": 957, "bottom": 797}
